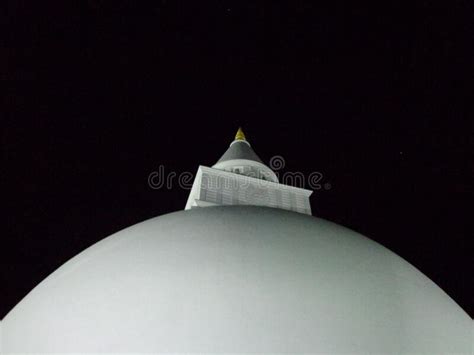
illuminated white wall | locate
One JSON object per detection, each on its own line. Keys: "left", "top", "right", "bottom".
{"left": 2, "top": 206, "right": 471, "bottom": 353}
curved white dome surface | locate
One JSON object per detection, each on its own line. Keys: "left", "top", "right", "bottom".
{"left": 2, "top": 206, "right": 471, "bottom": 353}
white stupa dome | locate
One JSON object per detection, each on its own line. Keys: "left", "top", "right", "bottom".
{"left": 1, "top": 129, "right": 471, "bottom": 353}
{"left": 1, "top": 206, "right": 471, "bottom": 353}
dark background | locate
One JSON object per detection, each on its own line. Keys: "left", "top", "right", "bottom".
{"left": 2, "top": 1, "right": 473, "bottom": 318}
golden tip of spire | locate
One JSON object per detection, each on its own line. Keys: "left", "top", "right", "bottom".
{"left": 235, "top": 127, "right": 246, "bottom": 141}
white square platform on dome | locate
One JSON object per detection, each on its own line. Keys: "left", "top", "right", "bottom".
{"left": 185, "top": 165, "right": 312, "bottom": 215}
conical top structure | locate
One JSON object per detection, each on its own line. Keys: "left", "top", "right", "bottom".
{"left": 185, "top": 127, "right": 312, "bottom": 213}
{"left": 215, "top": 128, "right": 264, "bottom": 166}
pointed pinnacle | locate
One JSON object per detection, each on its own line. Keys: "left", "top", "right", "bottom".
{"left": 235, "top": 127, "right": 246, "bottom": 141}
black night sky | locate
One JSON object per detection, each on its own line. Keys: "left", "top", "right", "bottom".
{"left": 2, "top": 1, "right": 473, "bottom": 318}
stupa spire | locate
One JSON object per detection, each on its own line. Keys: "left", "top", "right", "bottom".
{"left": 185, "top": 128, "right": 312, "bottom": 214}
